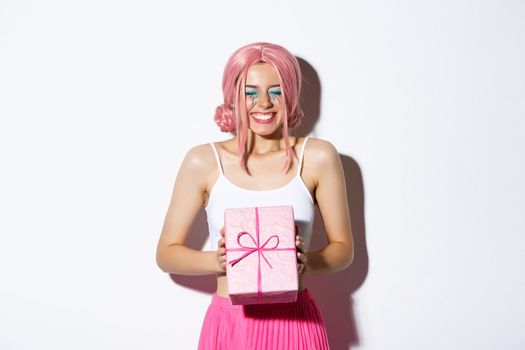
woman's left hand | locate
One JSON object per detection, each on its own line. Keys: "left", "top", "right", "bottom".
{"left": 295, "top": 224, "right": 307, "bottom": 275}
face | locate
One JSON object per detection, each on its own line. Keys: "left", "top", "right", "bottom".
{"left": 244, "top": 62, "right": 284, "bottom": 137}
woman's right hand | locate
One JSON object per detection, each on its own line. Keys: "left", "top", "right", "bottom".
{"left": 216, "top": 227, "right": 227, "bottom": 273}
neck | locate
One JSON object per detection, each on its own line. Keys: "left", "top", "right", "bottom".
{"left": 245, "top": 131, "right": 290, "bottom": 155}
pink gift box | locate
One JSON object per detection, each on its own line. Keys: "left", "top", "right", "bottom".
{"left": 224, "top": 205, "right": 298, "bottom": 305}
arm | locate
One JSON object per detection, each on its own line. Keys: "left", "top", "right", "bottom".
{"left": 304, "top": 139, "right": 354, "bottom": 274}
{"left": 156, "top": 145, "right": 223, "bottom": 275}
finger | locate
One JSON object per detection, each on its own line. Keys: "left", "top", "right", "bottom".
{"left": 220, "top": 227, "right": 225, "bottom": 237}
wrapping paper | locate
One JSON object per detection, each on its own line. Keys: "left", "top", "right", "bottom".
{"left": 224, "top": 205, "right": 298, "bottom": 305}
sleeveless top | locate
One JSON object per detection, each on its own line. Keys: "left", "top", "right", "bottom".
{"left": 205, "top": 137, "right": 315, "bottom": 251}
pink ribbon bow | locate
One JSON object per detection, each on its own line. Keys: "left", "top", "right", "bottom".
{"left": 227, "top": 207, "right": 296, "bottom": 304}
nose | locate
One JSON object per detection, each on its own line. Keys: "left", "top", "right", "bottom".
{"left": 258, "top": 92, "right": 273, "bottom": 108}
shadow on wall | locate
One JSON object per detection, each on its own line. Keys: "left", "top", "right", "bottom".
{"left": 169, "top": 57, "right": 369, "bottom": 350}
{"left": 304, "top": 154, "right": 368, "bottom": 350}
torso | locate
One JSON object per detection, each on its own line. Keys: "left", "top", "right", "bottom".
{"left": 203, "top": 136, "right": 317, "bottom": 297}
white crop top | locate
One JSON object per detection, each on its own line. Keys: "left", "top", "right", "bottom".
{"left": 205, "top": 137, "right": 315, "bottom": 251}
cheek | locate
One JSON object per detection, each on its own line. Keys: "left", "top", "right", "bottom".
{"left": 277, "top": 101, "right": 285, "bottom": 114}
{"left": 245, "top": 98, "right": 256, "bottom": 111}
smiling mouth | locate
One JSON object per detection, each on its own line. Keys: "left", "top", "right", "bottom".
{"left": 251, "top": 112, "right": 276, "bottom": 124}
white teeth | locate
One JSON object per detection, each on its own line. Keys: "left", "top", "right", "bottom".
{"left": 252, "top": 113, "right": 273, "bottom": 120}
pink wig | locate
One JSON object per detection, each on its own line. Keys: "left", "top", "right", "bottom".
{"left": 214, "top": 42, "right": 304, "bottom": 173}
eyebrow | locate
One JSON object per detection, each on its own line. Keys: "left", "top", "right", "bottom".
{"left": 245, "top": 84, "right": 281, "bottom": 89}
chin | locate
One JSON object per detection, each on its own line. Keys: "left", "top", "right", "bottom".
{"left": 248, "top": 124, "right": 283, "bottom": 137}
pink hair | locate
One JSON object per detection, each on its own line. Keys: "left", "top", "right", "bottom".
{"left": 214, "top": 42, "right": 304, "bottom": 173}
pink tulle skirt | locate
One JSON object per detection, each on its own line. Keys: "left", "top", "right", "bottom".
{"left": 198, "top": 288, "right": 330, "bottom": 350}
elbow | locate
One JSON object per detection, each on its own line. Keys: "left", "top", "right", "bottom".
{"left": 339, "top": 256, "right": 353, "bottom": 273}
{"left": 156, "top": 250, "right": 168, "bottom": 273}
{"left": 156, "top": 243, "right": 184, "bottom": 274}
{"left": 348, "top": 242, "right": 355, "bottom": 265}
{"left": 340, "top": 242, "right": 355, "bottom": 271}
{"left": 156, "top": 245, "right": 173, "bottom": 273}
{"left": 346, "top": 247, "right": 355, "bottom": 268}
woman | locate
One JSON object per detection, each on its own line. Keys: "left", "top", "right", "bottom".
{"left": 156, "top": 42, "right": 354, "bottom": 349}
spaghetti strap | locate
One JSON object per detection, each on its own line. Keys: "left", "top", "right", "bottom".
{"left": 297, "top": 136, "right": 310, "bottom": 176}
{"left": 209, "top": 142, "right": 224, "bottom": 176}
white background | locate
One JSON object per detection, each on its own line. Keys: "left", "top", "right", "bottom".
{"left": 1, "top": 1, "right": 524, "bottom": 349}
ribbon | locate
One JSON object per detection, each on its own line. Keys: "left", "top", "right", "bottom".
{"left": 227, "top": 207, "right": 296, "bottom": 304}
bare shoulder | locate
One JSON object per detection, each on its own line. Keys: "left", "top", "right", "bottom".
{"left": 304, "top": 137, "right": 340, "bottom": 167}
{"left": 178, "top": 142, "right": 218, "bottom": 190}
{"left": 305, "top": 137, "right": 338, "bottom": 158}
{"left": 301, "top": 137, "right": 341, "bottom": 186}
{"left": 183, "top": 143, "right": 216, "bottom": 169}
